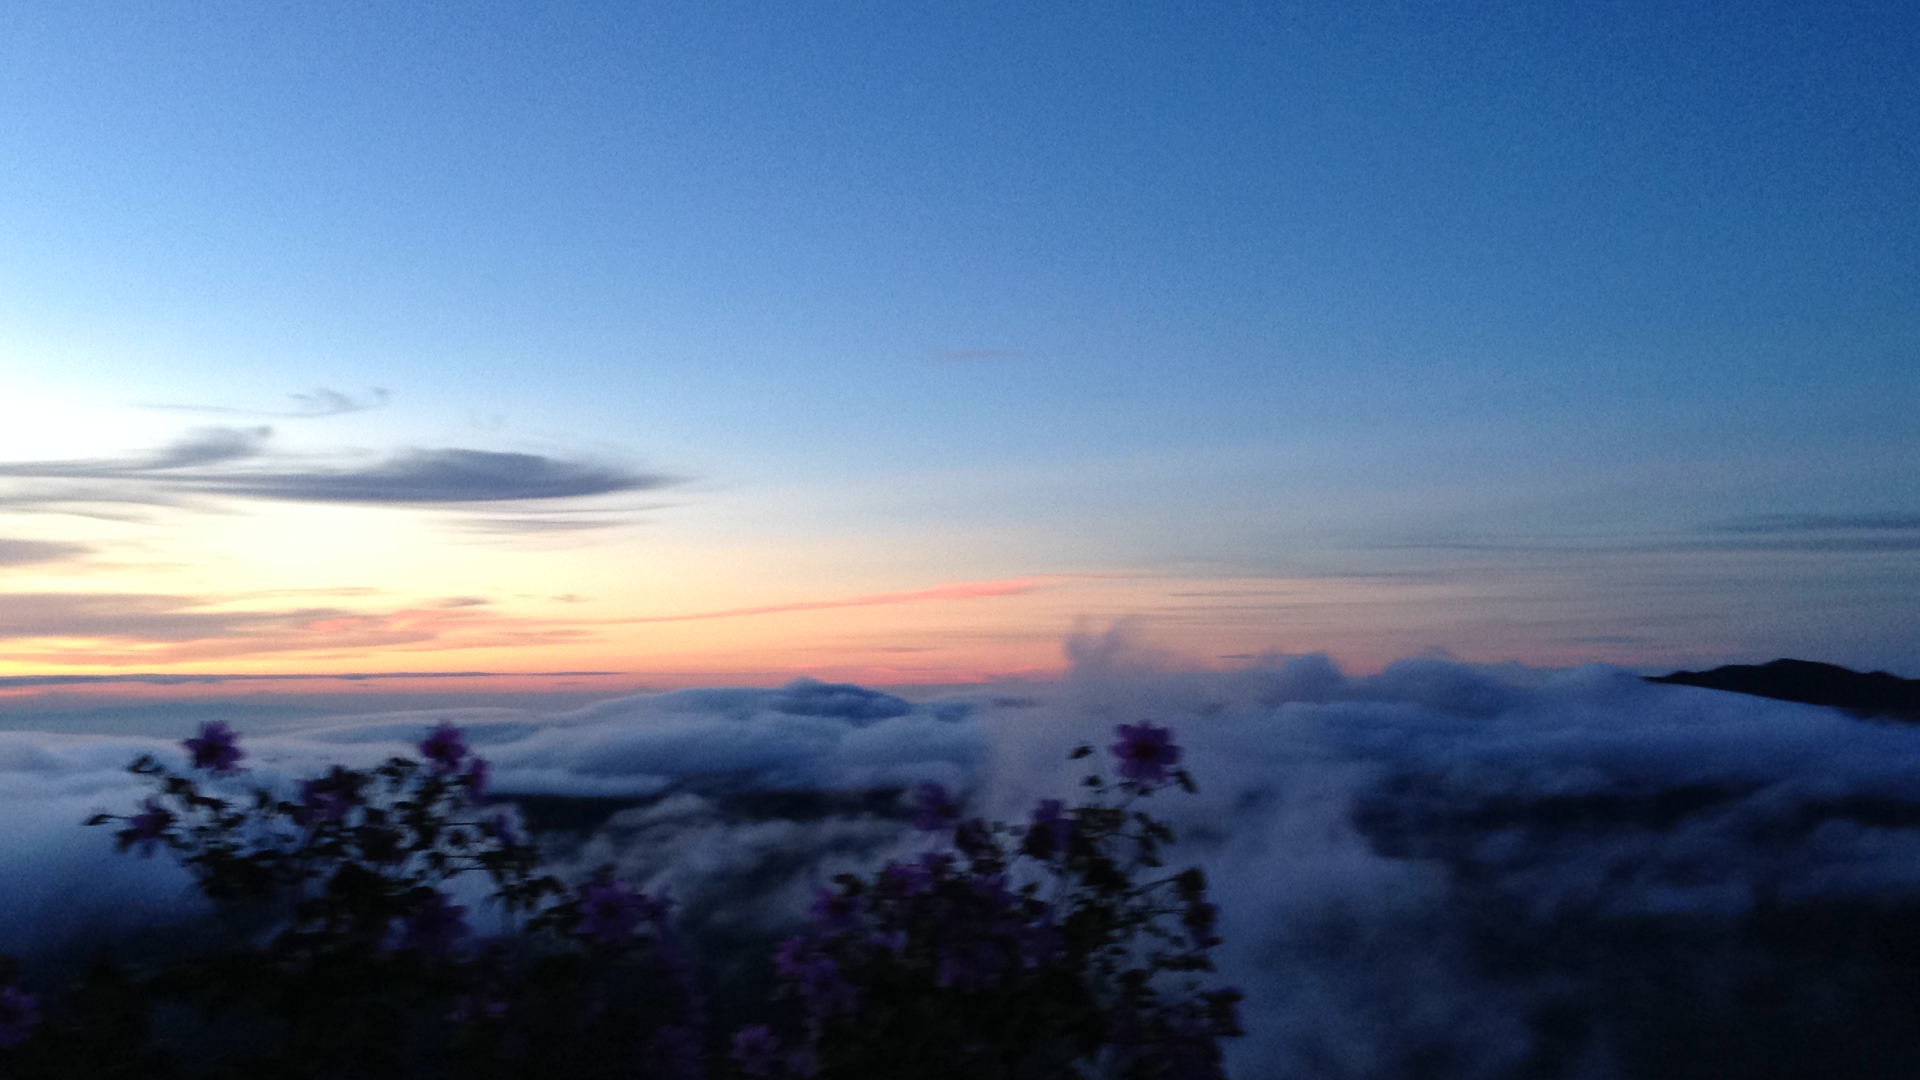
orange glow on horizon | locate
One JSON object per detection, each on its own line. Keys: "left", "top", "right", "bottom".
{"left": 0, "top": 556, "right": 1717, "bottom": 693}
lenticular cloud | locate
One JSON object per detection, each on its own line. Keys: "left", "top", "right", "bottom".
{"left": 6, "top": 659, "right": 1920, "bottom": 1078}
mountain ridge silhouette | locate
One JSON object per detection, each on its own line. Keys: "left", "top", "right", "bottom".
{"left": 1646, "top": 658, "right": 1920, "bottom": 721}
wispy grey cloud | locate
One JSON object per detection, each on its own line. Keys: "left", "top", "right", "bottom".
{"left": 0, "top": 487, "right": 185, "bottom": 520}
{"left": 0, "top": 428, "right": 674, "bottom": 513}
{"left": 0, "top": 669, "right": 617, "bottom": 689}
{"left": 0, "top": 592, "right": 342, "bottom": 643}
{"left": 617, "top": 578, "right": 1043, "bottom": 624}
{"left": 193, "top": 449, "right": 658, "bottom": 503}
{"left": 289, "top": 387, "right": 389, "bottom": 417}
{"left": 1735, "top": 535, "right": 1920, "bottom": 553}
{"left": 1388, "top": 537, "right": 1920, "bottom": 556}
{"left": 0, "top": 590, "right": 594, "bottom": 662}
{"left": 1378, "top": 514, "right": 1920, "bottom": 558}
{"left": 458, "top": 514, "right": 636, "bottom": 535}
{"left": 1709, "top": 513, "right": 1920, "bottom": 534}
{"left": 143, "top": 387, "right": 392, "bottom": 419}
{"left": 0, "top": 426, "right": 270, "bottom": 482}
{"left": 148, "top": 426, "right": 274, "bottom": 469}
{"left": 0, "top": 539, "right": 89, "bottom": 567}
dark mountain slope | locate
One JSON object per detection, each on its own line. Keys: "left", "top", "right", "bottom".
{"left": 1646, "top": 658, "right": 1920, "bottom": 721}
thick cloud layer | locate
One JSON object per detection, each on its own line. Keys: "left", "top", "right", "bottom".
{"left": 7, "top": 660, "right": 1920, "bottom": 1077}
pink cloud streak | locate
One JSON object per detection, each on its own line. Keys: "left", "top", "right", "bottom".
{"left": 618, "top": 578, "right": 1046, "bottom": 624}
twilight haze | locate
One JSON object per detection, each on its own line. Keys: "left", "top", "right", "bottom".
{"left": 1, "top": 1, "right": 1916, "bottom": 699}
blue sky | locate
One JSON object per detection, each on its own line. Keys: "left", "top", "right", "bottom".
{"left": 0, "top": 0, "right": 1915, "bottom": 683}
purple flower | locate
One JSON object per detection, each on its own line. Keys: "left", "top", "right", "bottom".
{"left": 1109, "top": 722, "right": 1181, "bottom": 786}
{"left": 0, "top": 985, "right": 39, "bottom": 1048}
{"left": 729, "top": 1025, "right": 783, "bottom": 1077}
{"left": 877, "top": 860, "right": 933, "bottom": 899}
{"left": 481, "top": 812, "right": 520, "bottom": 847}
{"left": 459, "top": 756, "right": 489, "bottom": 799}
{"left": 576, "top": 879, "right": 650, "bottom": 944}
{"left": 912, "top": 782, "right": 957, "bottom": 832}
{"left": 774, "top": 938, "right": 859, "bottom": 1018}
{"left": 297, "top": 766, "right": 363, "bottom": 824}
{"left": 124, "top": 798, "right": 173, "bottom": 856}
{"left": 1022, "top": 799, "right": 1071, "bottom": 860}
{"left": 419, "top": 722, "right": 468, "bottom": 773}
{"left": 184, "top": 721, "right": 242, "bottom": 775}
{"left": 398, "top": 890, "right": 469, "bottom": 955}
{"left": 772, "top": 935, "right": 811, "bottom": 977}
{"left": 954, "top": 818, "right": 995, "bottom": 859}
{"left": 808, "top": 886, "right": 862, "bottom": 934}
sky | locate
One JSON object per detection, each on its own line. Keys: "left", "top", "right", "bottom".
{"left": 1, "top": 0, "right": 1916, "bottom": 695}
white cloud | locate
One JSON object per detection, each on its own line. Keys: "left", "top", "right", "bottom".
{"left": 7, "top": 659, "right": 1920, "bottom": 1076}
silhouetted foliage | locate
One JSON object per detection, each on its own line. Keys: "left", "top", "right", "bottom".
{"left": 726, "top": 721, "right": 1241, "bottom": 1080}
{"left": 0, "top": 719, "right": 1239, "bottom": 1078}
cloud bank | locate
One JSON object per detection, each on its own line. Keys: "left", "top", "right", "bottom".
{"left": 7, "top": 652, "right": 1920, "bottom": 1077}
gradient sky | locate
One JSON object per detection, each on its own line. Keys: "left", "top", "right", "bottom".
{"left": 1, "top": 0, "right": 1916, "bottom": 689}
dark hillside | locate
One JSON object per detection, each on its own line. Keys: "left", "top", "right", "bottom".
{"left": 1646, "top": 659, "right": 1920, "bottom": 721}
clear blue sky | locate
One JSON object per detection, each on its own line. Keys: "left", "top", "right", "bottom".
{"left": 0, "top": 0, "right": 1915, "bottom": 680}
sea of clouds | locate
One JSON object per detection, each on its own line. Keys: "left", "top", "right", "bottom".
{"left": 7, "top": 636, "right": 1920, "bottom": 1078}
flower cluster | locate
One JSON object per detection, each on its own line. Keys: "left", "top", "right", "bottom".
{"left": 420, "top": 720, "right": 491, "bottom": 797}
{"left": 66, "top": 721, "right": 703, "bottom": 1079}
{"left": 183, "top": 719, "right": 243, "bottom": 774}
{"left": 572, "top": 875, "right": 672, "bottom": 944}
{"left": 17, "top": 716, "right": 1240, "bottom": 1079}
{"left": 0, "top": 980, "right": 38, "bottom": 1050}
{"left": 94, "top": 721, "right": 535, "bottom": 917}
{"left": 397, "top": 887, "right": 471, "bottom": 956}
{"left": 740, "top": 724, "right": 1240, "bottom": 1080}
{"left": 1110, "top": 721, "right": 1183, "bottom": 787}
{"left": 912, "top": 781, "right": 958, "bottom": 832}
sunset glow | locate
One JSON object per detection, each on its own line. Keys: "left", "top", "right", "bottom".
{"left": 0, "top": 1, "right": 1913, "bottom": 702}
